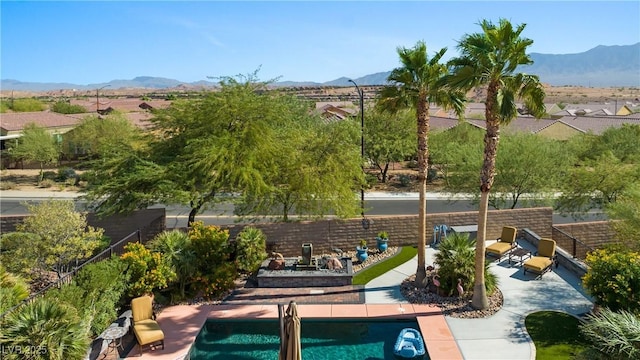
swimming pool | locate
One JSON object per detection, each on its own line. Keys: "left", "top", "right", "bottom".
{"left": 188, "top": 318, "right": 429, "bottom": 359}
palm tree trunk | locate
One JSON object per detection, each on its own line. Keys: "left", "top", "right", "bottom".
{"left": 472, "top": 82, "right": 500, "bottom": 310}
{"left": 472, "top": 191, "right": 490, "bottom": 309}
{"left": 415, "top": 97, "right": 430, "bottom": 287}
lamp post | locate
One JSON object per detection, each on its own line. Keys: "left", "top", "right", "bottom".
{"left": 96, "top": 84, "right": 111, "bottom": 112}
{"left": 349, "top": 79, "right": 367, "bottom": 227}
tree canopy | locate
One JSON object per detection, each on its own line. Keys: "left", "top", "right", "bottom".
{"left": 84, "top": 72, "right": 363, "bottom": 223}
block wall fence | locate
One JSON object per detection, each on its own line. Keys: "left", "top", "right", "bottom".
{"left": 1, "top": 207, "right": 615, "bottom": 259}
{"left": 223, "top": 207, "right": 554, "bottom": 257}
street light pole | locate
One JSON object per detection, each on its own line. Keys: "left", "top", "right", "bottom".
{"left": 349, "top": 79, "right": 366, "bottom": 223}
{"left": 96, "top": 84, "right": 111, "bottom": 112}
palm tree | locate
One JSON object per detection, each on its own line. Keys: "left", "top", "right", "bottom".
{"left": 0, "top": 298, "right": 91, "bottom": 360}
{"left": 378, "top": 41, "right": 464, "bottom": 286}
{"left": 447, "top": 19, "right": 546, "bottom": 309}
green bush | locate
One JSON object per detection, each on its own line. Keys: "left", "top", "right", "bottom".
{"left": 8, "top": 98, "right": 46, "bottom": 112}
{"left": 44, "top": 257, "right": 129, "bottom": 336}
{"left": 51, "top": 101, "right": 87, "bottom": 114}
{"left": 582, "top": 248, "right": 640, "bottom": 313}
{"left": 233, "top": 227, "right": 267, "bottom": 274}
{"left": 399, "top": 174, "right": 411, "bottom": 187}
{"left": 0, "top": 298, "right": 91, "bottom": 360}
{"left": 55, "top": 167, "right": 77, "bottom": 181}
{"left": 580, "top": 308, "right": 640, "bottom": 359}
{"left": 188, "top": 222, "right": 236, "bottom": 299}
{"left": 435, "top": 233, "right": 498, "bottom": 296}
{"left": 148, "top": 230, "right": 195, "bottom": 300}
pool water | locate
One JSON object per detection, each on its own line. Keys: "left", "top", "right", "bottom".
{"left": 189, "top": 319, "right": 429, "bottom": 360}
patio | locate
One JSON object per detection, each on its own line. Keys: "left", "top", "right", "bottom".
{"left": 115, "top": 234, "right": 593, "bottom": 360}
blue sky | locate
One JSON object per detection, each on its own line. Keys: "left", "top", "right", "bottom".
{"left": 2, "top": 1, "right": 639, "bottom": 85}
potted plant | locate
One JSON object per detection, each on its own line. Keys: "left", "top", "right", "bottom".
{"left": 356, "top": 239, "right": 368, "bottom": 262}
{"left": 376, "top": 231, "right": 389, "bottom": 252}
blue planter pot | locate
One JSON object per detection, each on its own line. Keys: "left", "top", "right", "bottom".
{"left": 376, "top": 237, "right": 389, "bottom": 252}
{"left": 356, "top": 246, "right": 368, "bottom": 262}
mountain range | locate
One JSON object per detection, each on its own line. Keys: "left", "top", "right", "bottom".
{"left": 2, "top": 43, "right": 638, "bottom": 92}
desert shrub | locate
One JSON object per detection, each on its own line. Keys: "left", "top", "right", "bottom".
{"left": 580, "top": 307, "right": 640, "bottom": 360}
{"left": 9, "top": 98, "right": 46, "bottom": 112}
{"left": 188, "top": 222, "right": 236, "bottom": 299}
{"left": 55, "top": 167, "right": 77, "bottom": 181}
{"left": 399, "top": 174, "right": 411, "bottom": 187}
{"left": 38, "top": 179, "right": 55, "bottom": 188}
{"left": 582, "top": 248, "right": 640, "bottom": 313}
{"left": 435, "top": 233, "right": 498, "bottom": 296}
{"left": 0, "top": 298, "right": 91, "bottom": 360}
{"left": 364, "top": 173, "right": 378, "bottom": 188}
{"left": 42, "top": 171, "right": 57, "bottom": 180}
{"left": 233, "top": 227, "right": 267, "bottom": 274}
{"left": 51, "top": 101, "right": 86, "bottom": 114}
{"left": 0, "top": 181, "right": 16, "bottom": 190}
{"left": 120, "top": 242, "right": 176, "bottom": 297}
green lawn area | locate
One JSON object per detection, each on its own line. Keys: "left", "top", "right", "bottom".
{"left": 525, "top": 311, "right": 590, "bottom": 360}
{"left": 352, "top": 246, "right": 418, "bottom": 285}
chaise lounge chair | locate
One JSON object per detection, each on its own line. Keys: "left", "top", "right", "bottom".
{"left": 485, "top": 226, "right": 518, "bottom": 260}
{"left": 131, "top": 295, "right": 165, "bottom": 356}
{"left": 523, "top": 238, "right": 557, "bottom": 277}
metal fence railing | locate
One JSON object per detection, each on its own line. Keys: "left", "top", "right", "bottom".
{"left": 552, "top": 226, "right": 596, "bottom": 260}
{"left": 0, "top": 229, "right": 141, "bottom": 320}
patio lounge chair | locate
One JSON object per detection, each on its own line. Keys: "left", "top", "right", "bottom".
{"left": 485, "top": 226, "right": 518, "bottom": 260}
{"left": 523, "top": 238, "right": 557, "bottom": 277}
{"left": 131, "top": 295, "right": 165, "bottom": 356}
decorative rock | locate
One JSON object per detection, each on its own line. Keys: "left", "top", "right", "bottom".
{"left": 268, "top": 259, "right": 285, "bottom": 270}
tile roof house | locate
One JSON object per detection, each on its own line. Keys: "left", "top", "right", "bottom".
{"left": 315, "top": 103, "right": 357, "bottom": 122}
{"left": 1, "top": 111, "right": 82, "bottom": 138}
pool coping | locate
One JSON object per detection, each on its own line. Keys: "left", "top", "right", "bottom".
{"left": 125, "top": 303, "right": 463, "bottom": 359}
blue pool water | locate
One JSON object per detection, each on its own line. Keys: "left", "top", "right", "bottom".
{"left": 189, "top": 319, "right": 429, "bottom": 360}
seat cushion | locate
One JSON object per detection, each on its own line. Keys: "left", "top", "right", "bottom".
{"left": 133, "top": 320, "right": 165, "bottom": 345}
{"left": 486, "top": 242, "right": 513, "bottom": 256}
{"left": 523, "top": 256, "right": 552, "bottom": 273}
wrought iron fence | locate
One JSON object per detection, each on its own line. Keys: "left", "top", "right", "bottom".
{"left": 0, "top": 229, "right": 141, "bottom": 320}
{"left": 552, "top": 226, "right": 595, "bottom": 260}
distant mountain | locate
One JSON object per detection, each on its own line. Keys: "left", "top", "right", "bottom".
{"left": 2, "top": 44, "right": 638, "bottom": 91}
{"left": 520, "top": 43, "right": 640, "bottom": 87}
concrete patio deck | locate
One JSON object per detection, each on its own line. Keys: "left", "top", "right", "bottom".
{"left": 120, "top": 242, "right": 593, "bottom": 360}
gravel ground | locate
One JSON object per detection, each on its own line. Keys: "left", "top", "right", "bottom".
{"left": 400, "top": 272, "right": 503, "bottom": 318}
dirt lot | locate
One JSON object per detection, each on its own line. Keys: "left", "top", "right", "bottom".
{"left": 0, "top": 168, "right": 84, "bottom": 192}
{"left": 1, "top": 165, "right": 432, "bottom": 194}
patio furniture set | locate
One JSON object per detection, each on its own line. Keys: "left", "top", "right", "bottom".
{"left": 486, "top": 226, "right": 558, "bottom": 277}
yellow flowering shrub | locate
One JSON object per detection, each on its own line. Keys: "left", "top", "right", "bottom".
{"left": 583, "top": 248, "right": 640, "bottom": 313}
{"left": 187, "top": 222, "right": 237, "bottom": 298}
{"left": 121, "top": 243, "right": 176, "bottom": 297}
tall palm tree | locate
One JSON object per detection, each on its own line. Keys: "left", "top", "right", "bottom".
{"left": 447, "top": 19, "right": 546, "bottom": 309}
{"left": 378, "top": 41, "right": 464, "bottom": 286}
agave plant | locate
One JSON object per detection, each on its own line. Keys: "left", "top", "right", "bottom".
{"left": 580, "top": 307, "right": 640, "bottom": 360}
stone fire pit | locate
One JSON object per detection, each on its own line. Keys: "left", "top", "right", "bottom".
{"left": 256, "top": 256, "right": 353, "bottom": 288}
